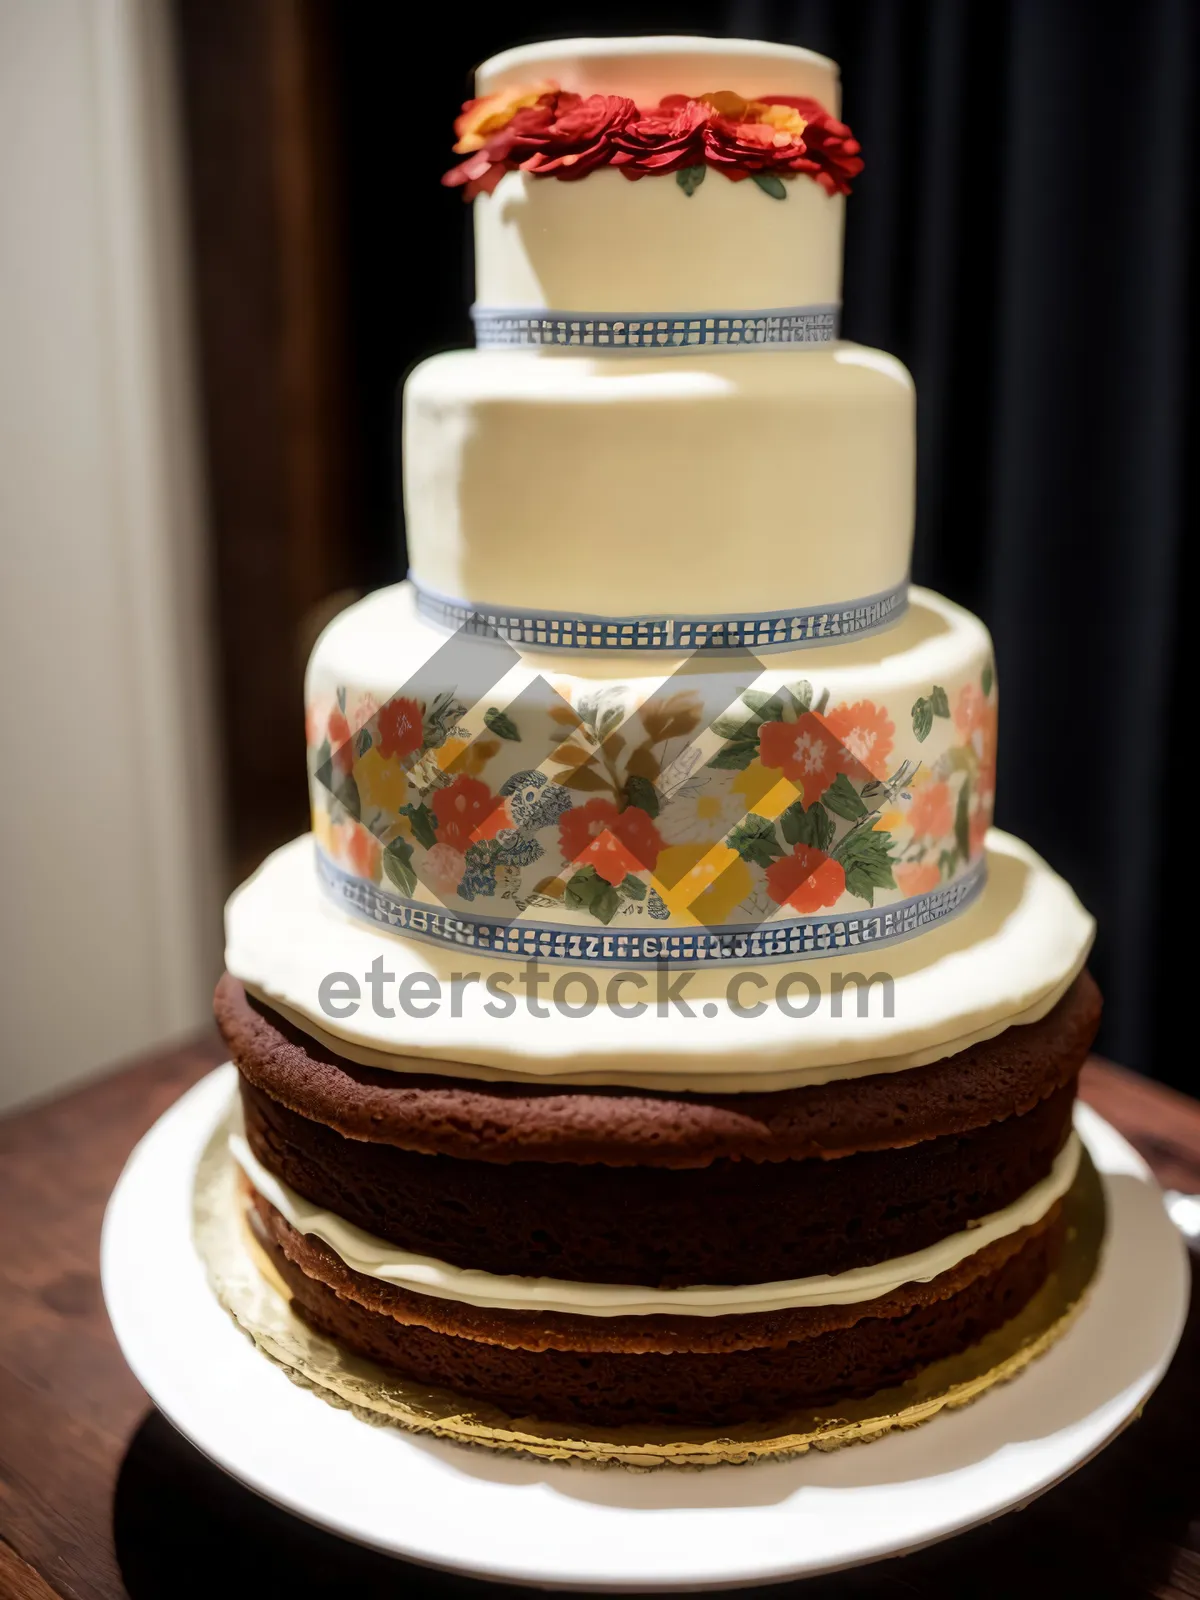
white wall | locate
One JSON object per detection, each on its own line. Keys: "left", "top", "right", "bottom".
{"left": 0, "top": 0, "right": 223, "bottom": 1111}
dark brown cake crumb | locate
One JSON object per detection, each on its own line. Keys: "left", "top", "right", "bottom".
{"left": 216, "top": 969, "right": 1100, "bottom": 1168}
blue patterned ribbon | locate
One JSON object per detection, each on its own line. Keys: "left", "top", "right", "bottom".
{"left": 316, "top": 849, "right": 986, "bottom": 967}
{"left": 412, "top": 578, "right": 908, "bottom": 654}
{"left": 472, "top": 303, "right": 840, "bottom": 351}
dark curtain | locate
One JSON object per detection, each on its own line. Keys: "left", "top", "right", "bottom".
{"left": 331, "top": 0, "right": 1198, "bottom": 1085}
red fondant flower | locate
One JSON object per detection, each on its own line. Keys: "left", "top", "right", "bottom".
{"left": 703, "top": 113, "right": 809, "bottom": 180}
{"left": 559, "top": 799, "right": 664, "bottom": 886}
{"left": 443, "top": 84, "right": 861, "bottom": 197}
{"left": 376, "top": 696, "right": 424, "bottom": 762}
{"left": 431, "top": 774, "right": 507, "bottom": 852}
{"left": 757, "top": 96, "right": 864, "bottom": 194}
{"left": 611, "top": 96, "right": 709, "bottom": 176}
{"left": 442, "top": 94, "right": 561, "bottom": 197}
{"left": 766, "top": 844, "right": 846, "bottom": 912}
{"left": 822, "top": 700, "right": 895, "bottom": 778}
{"left": 520, "top": 93, "right": 637, "bottom": 179}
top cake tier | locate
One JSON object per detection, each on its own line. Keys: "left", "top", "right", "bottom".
{"left": 466, "top": 37, "right": 848, "bottom": 316}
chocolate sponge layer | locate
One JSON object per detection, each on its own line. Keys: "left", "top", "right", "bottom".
{"left": 216, "top": 969, "right": 1100, "bottom": 1167}
{"left": 239, "top": 1071, "right": 1076, "bottom": 1287}
{"left": 250, "top": 1190, "right": 1065, "bottom": 1430}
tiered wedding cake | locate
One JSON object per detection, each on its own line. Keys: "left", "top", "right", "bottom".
{"left": 216, "top": 37, "right": 1100, "bottom": 1433}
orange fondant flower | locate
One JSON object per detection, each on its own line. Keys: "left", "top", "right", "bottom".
{"left": 822, "top": 700, "right": 895, "bottom": 778}
{"left": 326, "top": 707, "right": 354, "bottom": 775}
{"left": 344, "top": 821, "right": 381, "bottom": 882}
{"left": 766, "top": 844, "right": 846, "bottom": 913}
{"left": 954, "top": 683, "right": 987, "bottom": 737}
{"left": 907, "top": 780, "right": 953, "bottom": 839}
{"left": 758, "top": 712, "right": 852, "bottom": 801}
{"left": 896, "top": 861, "right": 941, "bottom": 897}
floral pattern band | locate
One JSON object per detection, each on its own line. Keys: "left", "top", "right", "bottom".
{"left": 471, "top": 304, "right": 839, "bottom": 351}
{"left": 412, "top": 579, "right": 909, "bottom": 653}
{"left": 316, "top": 846, "right": 987, "bottom": 966}
{"left": 308, "top": 642, "right": 997, "bottom": 947}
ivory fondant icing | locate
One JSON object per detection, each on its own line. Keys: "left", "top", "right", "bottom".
{"left": 471, "top": 39, "right": 845, "bottom": 315}
{"left": 403, "top": 346, "right": 914, "bottom": 620}
{"left": 224, "top": 830, "right": 1095, "bottom": 1092}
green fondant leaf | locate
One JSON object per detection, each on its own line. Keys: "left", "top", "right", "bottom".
{"left": 484, "top": 706, "right": 521, "bottom": 742}
{"left": 623, "top": 774, "right": 660, "bottom": 818}
{"left": 707, "top": 737, "right": 758, "bottom": 770}
{"left": 981, "top": 663, "right": 994, "bottom": 699}
{"left": 930, "top": 685, "right": 951, "bottom": 719}
{"left": 710, "top": 712, "right": 757, "bottom": 741}
{"left": 781, "top": 799, "right": 834, "bottom": 853}
{"left": 383, "top": 837, "right": 416, "bottom": 897}
{"left": 564, "top": 865, "right": 602, "bottom": 913}
{"left": 824, "top": 771, "right": 868, "bottom": 821}
{"left": 399, "top": 801, "right": 438, "bottom": 850}
{"left": 751, "top": 172, "right": 788, "bottom": 200}
{"left": 728, "top": 813, "right": 785, "bottom": 868}
{"left": 354, "top": 727, "right": 372, "bottom": 758}
{"left": 838, "top": 828, "right": 898, "bottom": 906}
{"left": 912, "top": 697, "right": 934, "bottom": 742}
{"left": 620, "top": 873, "right": 648, "bottom": 901}
{"left": 676, "top": 164, "right": 706, "bottom": 196}
{"left": 591, "top": 884, "right": 620, "bottom": 924}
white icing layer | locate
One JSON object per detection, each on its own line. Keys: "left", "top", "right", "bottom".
{"left": 225, "top": 828, "right": 1094, "bottom": 1093}
{"left": 403, "top": 345, "right": 912, "bottom": 618}
{"left": 472, "top": 39, "right": 845, "bottom": 315}
{"left": 231, "top": 1109, "right": 1080, "bottom": 1318}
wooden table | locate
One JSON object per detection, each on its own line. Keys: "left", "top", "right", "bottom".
{"left": 1, "top": 1043, "right": 1198, "bottom": 1600}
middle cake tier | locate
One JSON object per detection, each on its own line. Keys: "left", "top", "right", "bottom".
{"left": 306, "top": 583, "right": 995, "bottom": 959}
{"left": 403, "top": 344, "right": 914, "bottom": 621}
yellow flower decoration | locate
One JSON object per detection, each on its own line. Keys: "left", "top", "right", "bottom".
{"left": 435, "top": 736, "right": 500, "bottom": 777}
{"left": 733, "top": 759, "right": 800, "bottom": 820}
{"left": 875, "top": 808, "right": 905, "bottom": 835}
{"left": 652, "top": 843, "right": 754, "bottom": 927}
{"left": 356, "top": 747, "right": 409, "bottom": 818}
{"left": 753, "top": 102, "right": 807, "bottom": 140}
{"left": 453, "top": 81, "right": 556, "bottom": 153}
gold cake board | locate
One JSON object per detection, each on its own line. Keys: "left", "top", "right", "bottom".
{"left": 192, "top": 1104, "right": 1106, "bottom": 1469}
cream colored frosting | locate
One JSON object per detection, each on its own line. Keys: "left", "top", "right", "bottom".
{"left": 230, "top": 1107, "right": 1080, "bottom": 1318}
{"left": 403, "top": 346, "right": 912, "bottom": 618}
{"left": 224, "top": 828, "right": 1094, "bottom": 1093}
{"left": 472, "top": 39, "right": 844, "bottom": 314}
